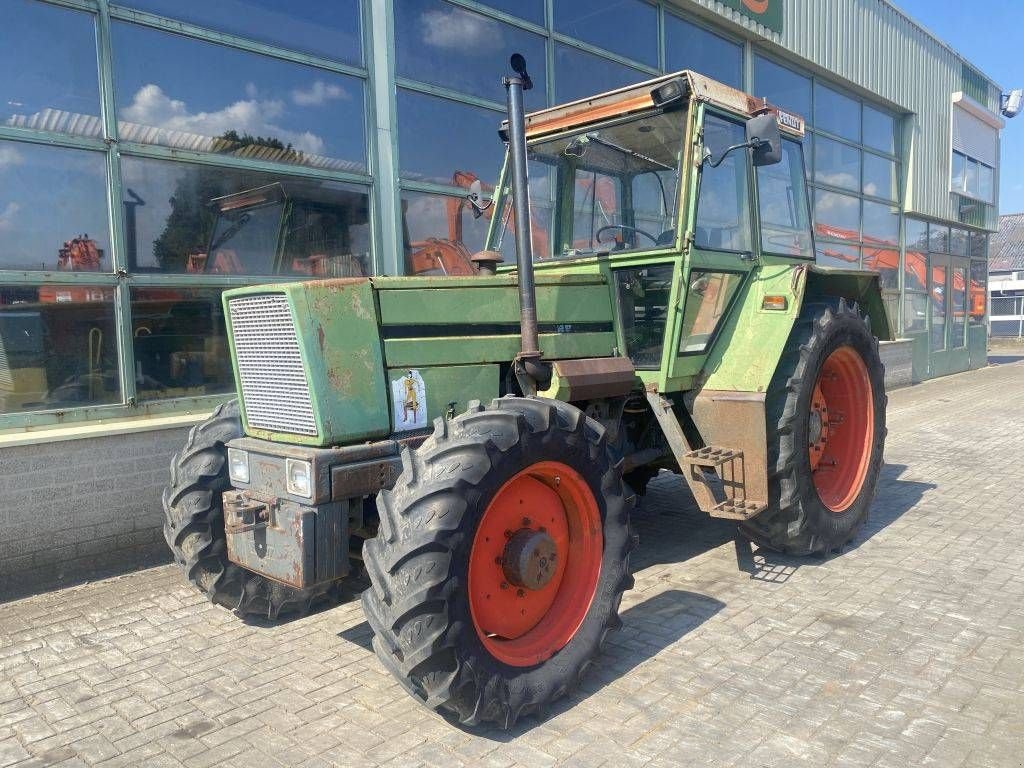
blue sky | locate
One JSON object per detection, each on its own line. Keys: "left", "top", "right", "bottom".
{"left": 895, "top": 0, "right": 1024, "bottom": 214}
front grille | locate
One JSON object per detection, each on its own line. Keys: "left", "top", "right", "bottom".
{"left": 228, "top": 293, "right": 317, "bottom": 437}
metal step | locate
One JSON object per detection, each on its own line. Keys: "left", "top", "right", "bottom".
{"left": 681, "top": 446, "right": 742, "bottom": 467}
{"left": 709, "top": 499, "right": 767, "bottom": 521}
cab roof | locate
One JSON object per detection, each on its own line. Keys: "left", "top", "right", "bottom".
{"left": 515, "top": 70, "right": 806, "bottom": 141}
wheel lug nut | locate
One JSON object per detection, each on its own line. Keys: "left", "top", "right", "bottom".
{"left": 516, "top": 589, "right": 525, "bottom": 598}
{"left": 522, "top": 517, "right": 531, "bottom": 526}
{"left": 500, "top": 582, "right": 508, "bottom": 589}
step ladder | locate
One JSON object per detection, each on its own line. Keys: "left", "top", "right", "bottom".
{"left": 645, "top": 391, "right": 767, "bottom": 520}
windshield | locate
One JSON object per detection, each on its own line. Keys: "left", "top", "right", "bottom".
{"left": 491, "top": 109, "right": 687, "bottom": 261}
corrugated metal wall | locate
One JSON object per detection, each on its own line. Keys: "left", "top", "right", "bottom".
{"left": 669, "top": 0, "right": 1001, "bottom": 229}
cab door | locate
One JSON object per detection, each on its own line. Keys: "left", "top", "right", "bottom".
{"left": 666, "top": 109, "right": 757, "bottom": 386}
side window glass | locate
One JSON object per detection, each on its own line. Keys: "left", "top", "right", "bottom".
{"left": 678, "top": 271, "right": 744, "bottom": 354}
{"left": 695, "top": 116, "right": 752, "bottom": 252}
{"left": 572, "top": 169, "right": 622, "bottom": 251}
{"left": 757, "top": 139, "right": 814, "bottom": 258}
{"left": 614, "top": 264, "right": 674, "bottom": 369}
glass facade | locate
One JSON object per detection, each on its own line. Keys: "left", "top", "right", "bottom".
{"left": 0, "top": 0, "right": 1000, "bottom": 427}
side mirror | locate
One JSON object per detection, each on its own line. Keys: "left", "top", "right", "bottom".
{"left": 746, "top": 113, "right": 782, "bottom": 167}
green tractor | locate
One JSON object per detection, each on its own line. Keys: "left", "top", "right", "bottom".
{"left": 164, "top": 57, "right": 888, "bottom": 728}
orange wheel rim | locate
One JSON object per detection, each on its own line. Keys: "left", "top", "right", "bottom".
{"left": 808, "top": 345, "right": 874, "bottom": 513}
{"left": 468, "top": 461, "right": 603, "bottom": 667}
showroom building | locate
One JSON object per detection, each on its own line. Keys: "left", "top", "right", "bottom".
{"left": 0, "top": 0, "right": 1008, "bottom": 588}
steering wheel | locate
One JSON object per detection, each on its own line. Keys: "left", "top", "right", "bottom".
{"left": 595, "top": 224, "right": 659, "bottom": 247}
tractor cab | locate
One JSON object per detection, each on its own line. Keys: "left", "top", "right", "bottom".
{"left": 485, "top": 71, "right": 821, "bottom": 390}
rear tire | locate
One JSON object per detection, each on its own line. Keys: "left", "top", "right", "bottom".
{"left": 740, "top": 299, "right": 886, "bottom": 555}
{"left": 361, "top": 397, "right": 635, "bottom": 728}
{"left": 162, "top": 400, "right": 340, "bottom": 618}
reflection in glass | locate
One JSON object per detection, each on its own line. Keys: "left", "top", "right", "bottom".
{"left": 753, "top": 56, "right": 811, "bottom": 118}
{"left": 615, "top": 265, "right": 673, "bottom": 369}
{"left": 951, "top": 151, "right": 966, "bottom": 193}
{"left": 905, "top": 219, "right": 928, "bottom": 253}
{"left": 758, "top": 140, "right": 814, "bottom": 258}
{"left": 863, "top": 105, "right": 896, "bottom": 154}
{"left": 0, "top": 285, "right": 119, "bottom": 414}
{"left": 969, "top": 233, "right": 988, "bottom": 260}
{"left": 949, "top": 229, "right": 969, "bottom": 257}
{"left": 112, "top": 23, "right": 366, "bottom": 171}
{"left": 815, "top": 83, "right": 860, "bottom": 142}
{"left": 816, "top": 242, "right": 860, "bottom": 270}
{"left": 969, "top": 260, "right": 986, "bottom": 323}
{"left": 400, "top": 190, "right": 494, "bottom": 275}
{"left": 696, "top": 117, "right": 751, "bottom": 252}
{"left": 2, "top": 0, "right": 101, "bottom": 137}
{"left": 397, "top": 90, "right": 505, "bottom": 186}
{"left": 904, "top": 292, "right": 928, "bottom": 333}
{"left": 395, "top": 0, "right": 547, "bottom": 107}
{"left": 814, "top": 190, "right": 860, "bottom": 241}
{"left": 979, "top": 163, "right": 994, "bottom": 203}
{"left": 862, "top": 200, "right": 898, "bottom": 246}
{"left": 554, "top": 0, "right": 657, "bottom": 66}
{"left": 554, "top": 44, "right": 646, "bottom": 104}
{"left": 132, "top": 287, "right": 233, "bottom": 401}
{"left": 951, "top": 265, "right": 967, "bottom": 348}
{"left": 0, "top": 141, "right": 110, "bottom": 271}
{"left": 863, "top": 153, "right": 896, "bottom": 201}
{"left": 119, "top": 0, "right": 362, "bottom": 64}
{"left": 930, "top": 261, "right": 947, "bottom": 352}
{"left": 678, "top": 271, "right": 743, "bottom": 354}
{"left": 476, "top": 0, "right": 545, "bottom": 24}
{"left": 861, "top": 242, "right": 898, "bottom": 288}
{"left": 522, "top": 110, "right": 685, "bottom": 258}
{"left": 928, "top": 224, "right": 949, "bottom": 253}
{"left": 665, "top": 15, "right": 742, "bottom": 88}
{"left": 904, "top": 242, "right": 927, "bottom": 292}
{"left": 121, "top": 156, "right": 371, "bottom": 276}
{"left": 814, "top": 135, "right": 859, "bottom": 191}
{"left": 965, "top": 158, "right": 980, "bottom": 198}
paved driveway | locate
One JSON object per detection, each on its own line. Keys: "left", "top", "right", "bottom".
{"left": 2, "top": 362, "right": 1023, "bottom": 767}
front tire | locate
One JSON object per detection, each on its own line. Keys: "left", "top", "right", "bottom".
{"left": 361, "top": 397, "right": 635, "bottom": 728}
{"left": 740, "top": 299, "right": 886, "bottom": 555}
{"left": 162, "top": 400, "right": 340, "bottom": 618}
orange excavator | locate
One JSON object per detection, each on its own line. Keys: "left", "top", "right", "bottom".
{"left": 816, "top": 224, "right": 985, "bottom": 320}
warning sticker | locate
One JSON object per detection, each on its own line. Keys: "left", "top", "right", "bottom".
{"left": 391, "top": 369, "right": 427, "bottom": 432}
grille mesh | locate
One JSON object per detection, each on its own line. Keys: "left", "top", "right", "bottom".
{"left": 228, "top": 294, "right": 317, "bottom": 437}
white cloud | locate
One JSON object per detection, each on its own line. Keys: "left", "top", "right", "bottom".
{"left": 291, "top": 80, "right": 349, "bottom": 107}
{"left": 0, "top": 202, "right": 20, "bottom": 231}
{"left": 420, "top": 7, "right": 502, "bottom": 52}
{"left": 121, "top": 84, "right": 327, "bottom": 155}
{"left": 245, "top": 82, "right": 259, "bottom": 99}
{"left": 0, "top": 146, "right": 23, "bottom": 170}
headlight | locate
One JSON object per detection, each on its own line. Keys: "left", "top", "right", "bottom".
{"left": 227, "top": 448, "right": 250, "bottom": 484}
{"left": 286, "top": 459, "right": 313, "bottom": 498}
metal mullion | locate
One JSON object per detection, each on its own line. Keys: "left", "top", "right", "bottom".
{"left": 368, "top": 0, "right": 402, "bottom": 275}
{"left": 125, "top": 273, "right": 310, "bottom": 288}
{"left": 117, "top": 142, "right": 373, "bottom": 187}
{"left": 656, "top": 3, "right": 666, "bottom": 73}
{"left": 550, "top": 33, "right": 660, "bottom": 76}
{"left": 97, "top": 0, "right": 137, "bottom": 407}
{"left": 359, "top": 0, "right": 384, "bottom": 277}
{"left": 106, "top": 5, "right": 368, "bottom": 79}
{"left": 399, "top": 179, "right": 491, "bottom": 200}
{"left": 0, "top": 125, "right": 107, "bottom": 151}
{"left": 0, "top": 271, "right": 118, "bottom": 286}
{"left": 544, "top": 0, "right": 555, "bottom": 106}
{"left": 35, "top": 0, "right": 96, "bottom": 11}
{"left": 442, "top": 0, "right": 548, "bottom": 36}
{"left": 395, "top": 78, "right": 506, "bottom": 113}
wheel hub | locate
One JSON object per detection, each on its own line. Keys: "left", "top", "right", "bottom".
{"left": 502, "top": 529, "right": 558, "bottom": 590}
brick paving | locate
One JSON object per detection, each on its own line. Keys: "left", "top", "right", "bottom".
{"left": 2, "top": 361, "right": 1024, "bottom": 767}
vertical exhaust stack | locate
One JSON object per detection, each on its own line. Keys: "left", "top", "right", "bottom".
{"left": 504, "top": 53, "right": 549, "bottom": 395}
